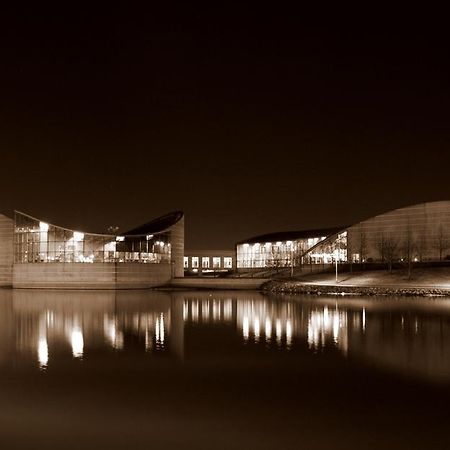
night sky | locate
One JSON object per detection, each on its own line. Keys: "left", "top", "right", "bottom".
{"left": 0, "top": 6, "right": 449, "bottom": 249}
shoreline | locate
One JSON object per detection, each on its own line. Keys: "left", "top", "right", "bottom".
{"left": 262, "top": 280, "right": 450, "bottom": 297}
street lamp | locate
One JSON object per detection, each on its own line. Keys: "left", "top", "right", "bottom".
{"left": 335, "top": 235, "right": 340, "bottom": 283}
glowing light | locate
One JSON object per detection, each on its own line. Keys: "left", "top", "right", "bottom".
{"left": 155, "top": 313, "right": 165, "bottom": 346}
{"left": 183, "top": 302, "right": 188, "bottom": 321}
{"left": 202, "top": 301, "right": 210, "bottom": 319}
{"left": 213, "top": 301, "right": 221, "bottom": 321}
{"left": 276, "top": 319, "right": 282, "bottom": 344}
{"left": 286, "top": 320, "right": 292, "bottom": 348}
{"left": 146, "top": 234, "right": 153, "bottom": 240}
{"left": 38, "top": 337, "right": 49, "bottom": 369}
{"left": 39, "top": 221, "right": 49, "bottom": 232}
{"left": 71, "top": 328, "right": 84, "bottom": 358}
{"left": 333, "top": 314, "right": 340, "bottom": 343}
{"left": 192, "top": 301, "right": 199, "bottom": 322}
{"left": 243, "top": 243, "right": 249, "bottom": 248}
{"left": 243, "top": 316, "right": 249, "bottom": 340}
{"left": 323, "top": 306, "right": 329, "bottom": 327}
{"left": 265, "top": 318, "right": 272, "bottom": 340}
{"left": 308, "top": 308, "right": 347, "bottom": 349}
{"left": 254, "top": 318, "right": 260, "bottom": 342}
{"left": 73, "top": 231, "right": 84, "bottom": 242}
{"left": 362, "top": 308, "right": 366, "bottom": 331}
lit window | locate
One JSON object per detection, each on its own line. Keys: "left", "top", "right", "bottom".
{"left": 224, "top": 257, "right": 233, "bottom": 268}
{"left": 39, "top": 222, "right": 49, "bottom": 232}
{"left": 184, "top": 257, "right": 189, "bottom": 268}
{"left": 73, "top": 231, "right": 84, "bottom": 242}
{"left": 213, "top": 257, "right": 221, "bottom": 268}
{"left": 192, "top": 257, "right": 199, "bottom": 268}
{"left": 202, "top": 257, "right": 210, "bottom": 268}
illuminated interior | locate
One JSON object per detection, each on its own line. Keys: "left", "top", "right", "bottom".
{"left": 14, "top": 211, "right": 171, "bottom": 264}
{"left": 236, "top": 231, "right": 347, "bottom": 269}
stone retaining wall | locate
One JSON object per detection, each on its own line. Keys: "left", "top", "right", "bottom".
{"left": 263, "top": 281, "right": 450, "bottom": 297}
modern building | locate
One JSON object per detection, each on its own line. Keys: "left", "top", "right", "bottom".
{"left": 184, "top": 250, "right": 235, "bottom": 275}
{"left": 0, "top": 210, "right": 184, "bottom": 289}
{"left": 236, "top": 201, "right": 450, "bottom": 272}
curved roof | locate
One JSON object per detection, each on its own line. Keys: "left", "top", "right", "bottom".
{"left": 352, "top": 200, "right": 450, "bottom": 226}
{"left": 15, "top": 210, "right": 184, "bottom": 238}
{"left": 236, "top": 226, "right": 347, "bottom": 246}
{"left": 123, "top": 211, "right": 184, "bottom": 236}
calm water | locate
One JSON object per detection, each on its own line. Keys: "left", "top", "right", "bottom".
{"left": 1, "top": 289, "right": 450, "bottom": 449}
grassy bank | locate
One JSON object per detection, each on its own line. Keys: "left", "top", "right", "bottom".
{"left": 264, "top": 267, "right": 450, "bottom": 297}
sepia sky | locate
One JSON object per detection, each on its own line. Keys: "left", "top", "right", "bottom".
{"left": 0, "top": 5, "right": 449, "bottom": 249}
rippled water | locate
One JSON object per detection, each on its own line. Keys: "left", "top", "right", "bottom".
{"left": 1, "top": 289, "right": 450, "bottom": 449}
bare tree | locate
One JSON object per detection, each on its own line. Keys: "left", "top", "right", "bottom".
{"left": 376, "top": 232, "right": 385, "bottom": 263}
{"left": 358, "top": 224, "right": 367, "bottom": 267}
{"left": 414, "top": 231, "right": 427, "bottom": 262}
{"left": 268, "top": 245, "right": 284, "bottom": 273}
{"left": 433, "top": 224, "right": 450, "bottom": 261}
{"left": 347, "top": 237, "right": 354, "bottom": 273}
{"left": 383, "top": 235, "right": 399, "bottom": 273}
{"left": 402, "top": 225, "right": 413, "bottom": 279}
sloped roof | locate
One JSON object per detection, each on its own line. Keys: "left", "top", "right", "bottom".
{"left": 236, "top": 226, "right": 347, "bottom": 245}
{"left": 124, "top": 211, "right": 184, "bottom": 236}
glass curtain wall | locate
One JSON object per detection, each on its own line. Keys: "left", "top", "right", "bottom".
{"left": 236, "top": 232, "right": 348, "bottom": 269}
{"left": 14, "top": 212, "right": 171, "bottom": 264}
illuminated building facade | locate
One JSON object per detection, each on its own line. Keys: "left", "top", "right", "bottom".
{"left": 236, "top": 227, "right": 347, "bottom": 271}
{"left": 184, "top": 250, "right": 235, "bottom": 275}
{"left": 0, "top": 210, "right": 184, "bottom": 289}
{"left": 236, "top": 201, "right": 450, "bottom": 271}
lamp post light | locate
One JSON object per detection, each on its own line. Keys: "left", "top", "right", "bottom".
{"left": 335, "top": 235, "right": 340, "bottom": 284}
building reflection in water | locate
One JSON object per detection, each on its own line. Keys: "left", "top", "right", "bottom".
{"left": 2, "top": 289, "right": 450, "bottom": 382}
{"left": 0, "top": 289, "right": 184, "bottom": 370}
{"left": 307, "top": 306, "right": 348, "bottom": 354}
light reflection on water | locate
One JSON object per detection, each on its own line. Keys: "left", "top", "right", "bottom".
{"left": 2, "top": 289, "right": 450, "bottom": 382}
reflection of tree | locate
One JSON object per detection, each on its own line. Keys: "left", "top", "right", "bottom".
{"left": 433, "top": 224, "right": 450, "bottom": 261}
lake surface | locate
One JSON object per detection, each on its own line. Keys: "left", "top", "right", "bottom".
{"left": 1, "top": 289, "right": 450, "bottom": 449}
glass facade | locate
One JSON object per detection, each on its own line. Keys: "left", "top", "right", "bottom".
{"left": 14, "top": 212, "right": 171, "bottom": 264}
{"left": 223, "top": 257, "right": 233, "bottom": 268}
{"left": 236, "top": 232, "right": 347, "bottom": 269}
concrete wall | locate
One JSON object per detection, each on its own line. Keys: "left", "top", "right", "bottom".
{"left": 171, "top": 215, "right": 184, "bottom": 278}
{"left": 0, "top": 213, "right": 13, "bottom": 287}
{"left": 116, "top": 263, "right": 171, "bottom": 289}
{"left": 347, "top": 201, "right": 450, "bottom": 263}
{"left": 13, "top": 262, "right": 171, "bottom": 289}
